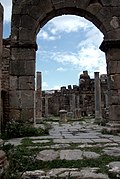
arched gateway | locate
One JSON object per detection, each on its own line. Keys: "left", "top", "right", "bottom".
{"left": 10, "top": 0, "right": 120, "bottom": 132}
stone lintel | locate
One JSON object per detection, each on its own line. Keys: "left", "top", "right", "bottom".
{"left": 100, "top": 40, "right": 120, "bottom": 52}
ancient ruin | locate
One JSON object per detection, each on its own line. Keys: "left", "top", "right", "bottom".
{"left": 42, "top": 71, "right": 108, "bottom": 122}
{"left": 0, "top": 0, "right": 120, "bottom": 134}
{"left": 1, "top": 1, "right": 120, "bottom": 177}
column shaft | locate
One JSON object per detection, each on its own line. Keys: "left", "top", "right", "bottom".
{"left": 94, "top": 72, "right": 102, "bottom": 123}
{"left": 36, "top": 72, "right": 42, "bottom": 122}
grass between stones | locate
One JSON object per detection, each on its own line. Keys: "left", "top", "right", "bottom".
{"left": 2, "top": 141, "right": 120, "bottom": 179}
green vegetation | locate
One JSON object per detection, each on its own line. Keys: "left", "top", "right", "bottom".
{"left": 1, "top": 120, "right": 50, "bottom": 139}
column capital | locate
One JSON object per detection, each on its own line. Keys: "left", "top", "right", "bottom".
{"left": 100, "top": 40, "right": 120, "bottom": 52}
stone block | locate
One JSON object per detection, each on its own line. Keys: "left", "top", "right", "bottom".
{"left": 11, "top": 48, "right": 35, "bottom": 60}
{"left": 10, "top": 76, "right": 18, "bottom": 90}
{"left": 18, "top": 76, "right": 35, "bottom": 90}
{"left": 108, "top": 74, "right": 120, "bottom": 90}
{"left": 20, "top": 90, "right": 34, "bottom": 108}
{"left": 101, "top": 0, "right": 120, "bottom": 6}
{"left": 50, "top": 0, "right": 64, "bottom": 10}
{"left": 75, "top": 0, "right": 90, "bottom": 10}
{"left": 10, "top": 60, "right": 35, "bottom": 76}
{"left": 9, "top": 109, "right": 21, "bottom": 121}
{"left": 2, "top": 48, "right": 10, "bottom": 58}
{"left": 9, "top": 90, "right": 34, "bottom": 108}
{"left": 12, "top": 14, "right": 21, "bottom": 28}
{"left": 106, "top": 49, "right": 120, "bottom": 62}
{"left": 21, "top": 15, "right": 37, "bottom": 30}
{"left": 21, "top": 108, "right": 34, "bottom": 122}
{"left": 107, "top": 61, "right": 120, "bottom": 75}
{"left": 109, "top": 105, "right": 120, "bottom": 121}
{"left": 108, "top": 90, "right": 120, "bottom": 105}
{"left": 87, "top": 3, "right": 102, "bottom": 16}
{"left": 9, "top": 91, "right": 20, "bottom": 108}
{"left": 19, "top": 28, "right": 35, "bottom": 43}
{"left": 29, "top": 0, "right": 53, "bottom": 21}
{"left": 107, "top": 29, "right": 120, "bottom": 40}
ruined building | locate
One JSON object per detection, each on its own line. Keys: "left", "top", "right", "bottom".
{"left": 42, "top": 71, "right": 108, "bottom": 119}
{"left": 0, "top": 0, "right": 120, "bottom": 133}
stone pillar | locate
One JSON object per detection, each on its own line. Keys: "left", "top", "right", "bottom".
{"left": 70, "top": 93, "right": 75, "bottom": 112}
{"left": 94, "top": 72, "right": 102, "bottom": 123}
{"left": 10, "top": 45, "right": 36, "bottom": 122}
{"left": 35, "top": 72, "right": 42, "bottom": 123}
{"left": 45, "top": 95, "right": 48, "bottom": 117}
{"left": 0, "top": 3, "right": 3, "bottom": 133}
{"left": 100, "top": 40, "right": 120, "bottom": 133}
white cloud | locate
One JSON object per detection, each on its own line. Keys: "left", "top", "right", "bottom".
{"left": 42, "top": 82, "right": 48, "bottom": 88}
{"left": 0, "top": 0, "right": 12, "bottom": 22}
{"left": 56, "top": 67, "right": 66, "bottom": 71}
{"left": 52, "top": 85, "right": 60, "bottom": 90}
{"left": 38, "top": 15, "right": 93, "bottom": 40}
{"left": 48, "top": 15, "right": 92, "bottom": 34}
{"left": 37, "top": 29, "right": 61, "bottom": 40}
{"left": 51, "top": 52, "right": 80, "bottom": 65}
{"left": 78, "top": 26, "right": 103, "bottom": 48}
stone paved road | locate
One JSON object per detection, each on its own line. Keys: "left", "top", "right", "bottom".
{"left": 5, "top": 119, "right": 120, "bottom": 178}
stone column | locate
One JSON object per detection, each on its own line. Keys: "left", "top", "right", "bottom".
{"left": 70, "top": 93, "right": 75, "bottom": 111}
{"left": 45, "top": 95, "right": 48, "bottom": 117}
{"left": 0, "top": 4, "right": 3, "bottom": 133}
{"left": 36, "top": 72, "right": 42, "bottom": 123}
{"left": 94, "top": 72, "right": 102, "bottom": 123}
{"left": 100, "top": 40, "right": 120, "bottom": 133}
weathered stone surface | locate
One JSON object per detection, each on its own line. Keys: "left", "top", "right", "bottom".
{"left": 9, "top": 90, "right": 34, "bottom": 108}
{"left": 108, "top": 161, "right": 120, "bottom": 178}
{"left": 18, "top": 76, "right": 34, "bottom": 90}
{"left": 60, "top": 150, "right": 83, "bottom": 160}
{"left": 109, "top": 105, "right": 120, "bottom": 121}
{"left": 11, "top": 48, "right": 35, "bottom": 60}
{"left": 103, "top": 147, "right": 120, "bottom": 156}
{"left": 32, "top": 140, "right": 50, "bottom": 144}
{"left": 10, "top": 60, "right": 35, "bottom": 76}
{"left": 83, "top": 151, "right": 100, "bottom": 159}
{"left": 36, "top": 150, "right": 59, "bottom": 161}
{"left": 108, "top": 74, "right": 120, "bottom": 90}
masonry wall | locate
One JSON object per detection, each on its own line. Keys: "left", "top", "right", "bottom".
{"left": 1, "top": 40, "right": 10, "bottom": 124}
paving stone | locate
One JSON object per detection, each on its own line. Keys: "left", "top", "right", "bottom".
{"left": 53, "top": 138, "right": 93, "bottom": 144}
{"left": 60, "top": 150, "right": 83, "bottom": 160}
{"left": 5, "top": 138, "right": 23, "bottom": 146}
{"left": 59, "top": 168, "right": 109, "bottom": 179}
{"left": 103, "top": 147, "right": 120, "bottom": 156}
{"left": 36, "top": 150, "right": 59, "bottom": 161}
{"left": 50, "top": 144, "right": 70, "bottom": 149}
{"left": 92, "top": 138, "right": 112, "bottom": 143}
{"left": 32, "top": 140, "right": 50, "bottom": 144}
{"left": 107, "top": 161, "right": 120, "bottom": 178}
{"left": 83, "top": 151, "right": 100, "bottom": 159}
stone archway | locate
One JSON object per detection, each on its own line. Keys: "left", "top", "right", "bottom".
{"left": 10, "top": 0, "right": 120, "bottom": 131}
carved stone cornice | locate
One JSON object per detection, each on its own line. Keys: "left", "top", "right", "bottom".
{"left": 100, "top": 40, "right": 120, "bottom": 52}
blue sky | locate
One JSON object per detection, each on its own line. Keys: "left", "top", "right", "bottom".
{"left": 1, "top": 0, "right": 106, "bottom": 90}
